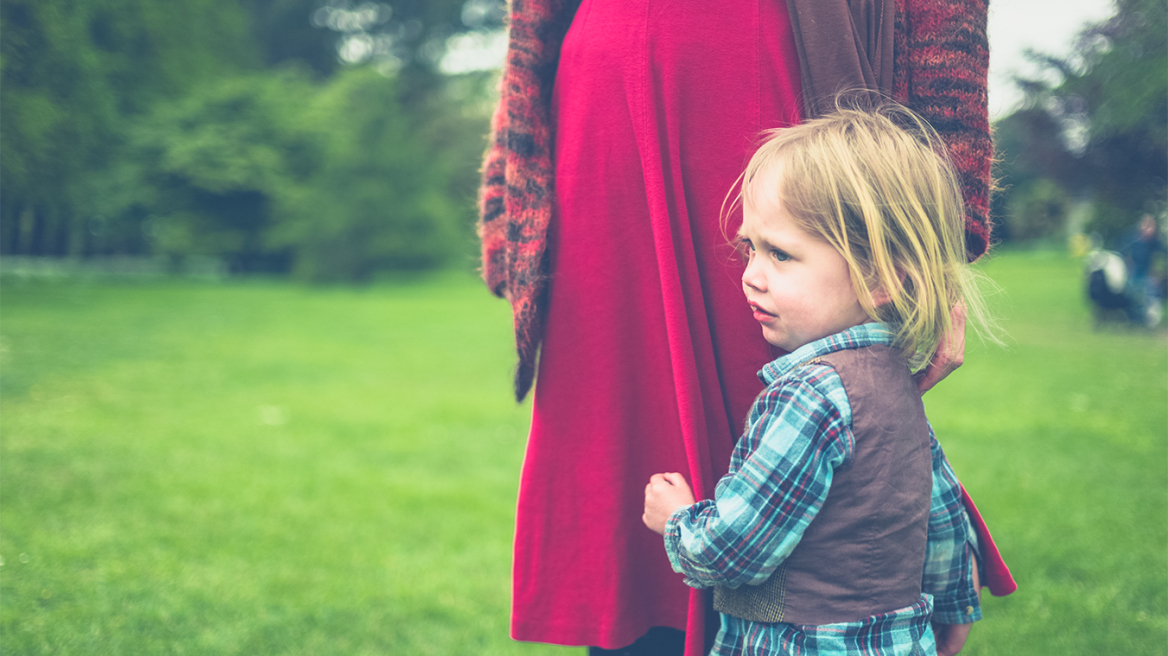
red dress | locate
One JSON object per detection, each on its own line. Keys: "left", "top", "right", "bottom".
{"left": 513, "top": 1, "right": 804, "bottom": 652}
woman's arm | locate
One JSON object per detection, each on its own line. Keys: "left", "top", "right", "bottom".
{"left": 894, "top": 0, "right": 993, "bottom": 262}
{"left": 478, "top": 97, "right": 509, "bottom": 298}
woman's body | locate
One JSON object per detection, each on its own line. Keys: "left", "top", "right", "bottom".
{"left": 478, "top": 1, "right": 1012, "bottom": 653}
{"left": 512, "top": 2, "right": 801, "bottom": 649}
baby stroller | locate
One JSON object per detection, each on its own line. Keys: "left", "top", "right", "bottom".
{"left": 1085, "top": 249, "right": 1163, "bottom": 328}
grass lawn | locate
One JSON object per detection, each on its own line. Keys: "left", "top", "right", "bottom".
{"left": 2, "top": 251, "right": 1165, "bottom": 654}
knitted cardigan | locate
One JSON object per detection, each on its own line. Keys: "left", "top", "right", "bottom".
{"left": 479, "top": 0, "right": 992, "bottom": 401}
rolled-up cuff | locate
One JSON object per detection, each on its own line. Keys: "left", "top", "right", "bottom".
{"left": 931, "top": 543, "right": 983, "bottom": 624}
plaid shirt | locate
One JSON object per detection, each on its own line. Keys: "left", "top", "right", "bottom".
{"left": 664, "top": 324, "right": 981, "bottom": 656}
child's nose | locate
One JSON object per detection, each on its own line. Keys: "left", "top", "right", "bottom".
{"left": 742, "top": 259, "right": 765, "bottom": 291}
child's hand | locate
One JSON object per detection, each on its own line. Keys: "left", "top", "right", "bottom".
{"left": 643, "top": 472, "right": 696, "bottom": 535}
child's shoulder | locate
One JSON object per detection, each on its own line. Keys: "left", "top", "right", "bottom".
{"left": 766, "top": 353, "right": 843, "bottom": 389}
{"left": 756, "top": 356, "right": 852, "bottom": 426}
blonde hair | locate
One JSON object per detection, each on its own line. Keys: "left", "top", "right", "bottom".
{"left": 737, "top": 103, "right": 997, "bottom": 371}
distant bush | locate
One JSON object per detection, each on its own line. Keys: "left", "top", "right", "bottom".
{"left": 100, "top": 70, "right": 316, "bottom": 273}
{"left": 0, "top": 0, "right": 260, "bottom": 257}
{"left": 92, "top": 67, "right": 489, "bottom": 281}
{"left": 1004, "top": 178, "right": 1071, "bottom": 242}
{"left": 1, "top": 0, "right": 497, "bottom": 281}
{"left": 992, "top": 0, "right": 1166, "bottom": 248}
{"left": 269, "top": 67, "right": 467, "bottom": 281}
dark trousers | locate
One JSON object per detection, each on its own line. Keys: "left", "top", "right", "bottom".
{"left": 588, "top": 627, "right": 686, "bottom": 656}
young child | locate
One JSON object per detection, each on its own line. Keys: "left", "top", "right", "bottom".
{"left": 642, "top": 106, "right": 996, "bottom": 656}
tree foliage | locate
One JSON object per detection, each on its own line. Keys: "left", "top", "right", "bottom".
{"left": 97, "top": 66, "right": 490, "bottom": 279}
{"left": 992, "top": 108, "right": 1077, "bottom": 243}
{"left": 243, "top": 0, "right": 343, "bottom": 76}
{"left": 1, "top": 0, "right": 502, "bottom": 280}
{"left": 270, "top": 67, "right": 473, "bottom": 280}
{"left": 997, "top": 0, "right": 1167, "bottom": 245}
{"left": 1, "top": 0, "right": 255, "bottom": 256}
{"left": 109, "top": 70, "right": 321, "bottom": 272}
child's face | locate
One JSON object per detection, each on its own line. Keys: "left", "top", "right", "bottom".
{"left": 739, "top": 170, "right": 870, "bottom": 352}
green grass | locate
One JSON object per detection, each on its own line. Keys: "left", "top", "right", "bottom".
{"left": 2, "top": 252, "right": 1165, "bottom": 654}
{"left": 1, "top": 272, "right": 571, "bottom": 655}
{"left": 924, "top": 251, "right": 1168, "bottom": 654}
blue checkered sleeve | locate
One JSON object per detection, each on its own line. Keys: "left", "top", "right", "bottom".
{"left": 663, "top": 363, "right": 852, "bottom": 589}
{"left": 924, "top": 427, "right": 983, "bottom": 624}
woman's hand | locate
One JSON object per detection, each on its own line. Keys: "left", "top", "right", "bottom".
{"left": 643, "top": 472, "right": 695, "bottom": 535}
{"left": 918, "top": 302, "right": 967, "bottom": 393}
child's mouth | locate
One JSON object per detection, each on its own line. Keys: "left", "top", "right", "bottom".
{"left": 749, "top": 303, "right": 776, "bottom": 321}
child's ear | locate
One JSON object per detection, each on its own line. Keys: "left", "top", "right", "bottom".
{"left": 867, "top": 269, "right": 908, "bottom": 308}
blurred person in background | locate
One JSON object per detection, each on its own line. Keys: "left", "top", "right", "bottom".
{"left": 1123, "top": 214, "right": 1166, "bottom": 328}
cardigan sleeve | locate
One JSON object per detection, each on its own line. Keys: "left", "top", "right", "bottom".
{"left": 476, "top": 0, "right": 582, "bottom": 300}
{"left": 475, "top": 0, "right": 581, "bottom": 400}
{"left": 478, "top": 92, "right": 509, "bottom": 298}
{"left": 893, "top": 0, "right": 993, "bottom": 261}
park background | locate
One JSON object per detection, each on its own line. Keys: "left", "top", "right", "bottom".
{"left": 2, "top": 0, "right": 1166, "bottom": 653}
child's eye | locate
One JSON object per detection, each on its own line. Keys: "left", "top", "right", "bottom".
{"left": 770, "top": 248, "right": 790, "bottom": 262}
{"left": 736, "top": 238, "right": 755, "bottom": 260}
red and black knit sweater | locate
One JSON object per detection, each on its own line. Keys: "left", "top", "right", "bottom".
{"left": 479, "top": 0, "right": 992, "bottom": 401}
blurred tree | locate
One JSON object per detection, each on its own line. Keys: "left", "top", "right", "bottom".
{"left": 243, "top": 0, "right": 341, "bottom": 77}
{"left": 1007, "top": 0, "right": 1167, "bottom": 246}
{"left": 992, "top": 108, "right": 1079, "bottom": 243}
{"left": 1005, "top": 178, "right": 1071, "bottom": 242}
{"left": 269, "top": 66, "right": 482, "bottom": 281}
{"left": 110, "top": 65, "right": 492, "bottom": 280}
{"left": 108, "top": 70, "right": 320, "bottom": 273}
{"left": 0, "top": 0, "right": 256, "bottom": 256}
{"left": 1, "top": 0, "right": 502, "bottom": 279}
{"left": 240, "top": 0, "right": 506, "bottom": 83}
